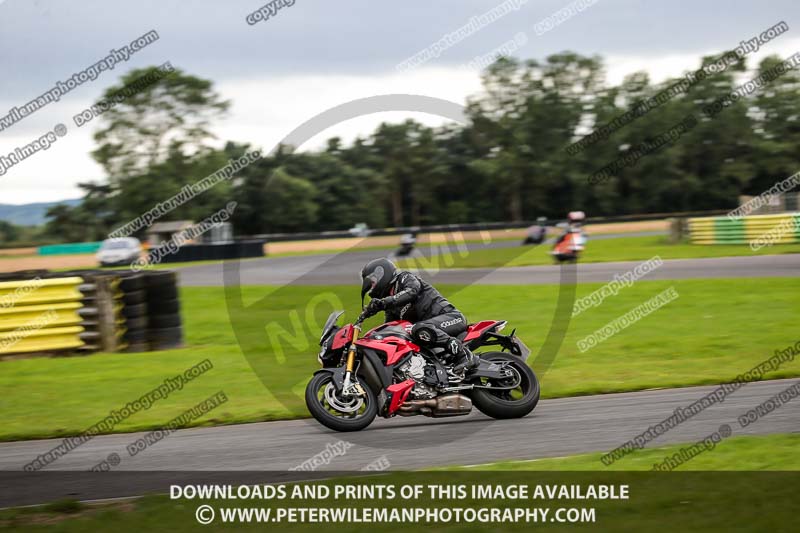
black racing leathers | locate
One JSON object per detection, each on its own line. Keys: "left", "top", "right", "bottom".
{"left": 383, "top": 272, "right": 453, "bottom": 322}
{"left": 380, "top": 271, "right": 468, "bottom": 359}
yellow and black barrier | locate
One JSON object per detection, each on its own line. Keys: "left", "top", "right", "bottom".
{"left": 688, "top": 213, "right": 800, "bottom": 244}
{"left": 0, "top": 277, "right": 85, "bottom": 357}
{"left": 0, "top": 269, "right": 183, "bottom": 358}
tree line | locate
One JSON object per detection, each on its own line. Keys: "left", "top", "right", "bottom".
{"left": 32, "top": 50, "right": 800, "bottom": 242}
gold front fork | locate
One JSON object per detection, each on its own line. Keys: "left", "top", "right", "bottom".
{"left": 343, "top": 323, "right": 363, "bottom": 395}
{"left": 345, "top": 323, "right": 361, "bottom": 372}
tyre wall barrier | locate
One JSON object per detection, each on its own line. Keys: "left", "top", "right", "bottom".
{"left": 76, "top": 273, "right": 126, "bottom": 353}
{"left": 688, "top": 213, "right": 800, "bottom": 244}
{"left": 74, "top": 270, "right": 184, "bottom": 353}
{"left": 119, "top": 273, "right": 148, "bottom": 353}
{"left": 0, "top": 269, "right": 184, "bottom": 357}
{"left": 0, "top": 277, "right": 85, "bottom": 357}
{"left": 143, "top": 270, "right": 184, "bottom": 351}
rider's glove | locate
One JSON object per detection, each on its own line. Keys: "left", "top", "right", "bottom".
{"left": 364, "top": 297, "right": 387, "bottom": 317}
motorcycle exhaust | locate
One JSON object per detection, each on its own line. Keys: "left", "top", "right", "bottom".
{"left": 397, "top": 393, "right": 472, "bottom": 417}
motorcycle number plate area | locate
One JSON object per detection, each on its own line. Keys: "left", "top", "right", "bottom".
{"left": 513, "top": 337, "right": 531, "bottom": 358}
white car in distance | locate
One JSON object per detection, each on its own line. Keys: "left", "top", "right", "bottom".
{"left": 97, "top": 237, "right": 143, "bottom": 267}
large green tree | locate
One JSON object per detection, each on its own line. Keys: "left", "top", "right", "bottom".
{"left": 91, "top": 66, "right": 229, "bottom": 179}
{"left": 48, "top": 52, "right": 800, "bottom": 240}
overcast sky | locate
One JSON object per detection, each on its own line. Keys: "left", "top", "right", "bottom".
{"left": 1, "top": 0, "right": 799, "bottom": 204}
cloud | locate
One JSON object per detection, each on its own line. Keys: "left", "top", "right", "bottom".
{"left": 1, "top": 0, "right": 798, "bottom": 203}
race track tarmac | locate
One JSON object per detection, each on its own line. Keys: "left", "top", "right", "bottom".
{"left": 1, "top": 378, "right": 797, "bottom": 506}
{"left": 177, "top": 252, "right": 800, "bottom": 287}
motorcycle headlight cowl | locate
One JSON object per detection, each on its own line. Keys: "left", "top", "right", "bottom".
{"left": 317, "top": 333, "right": 345, "bottom": 368}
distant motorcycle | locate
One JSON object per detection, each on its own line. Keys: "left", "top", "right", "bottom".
{"left": 551, "top": 211, "right": 586, "bottom": 263}
{"left": 394, "top": 231, "right": 417, "bottom": 257}
{"left": 522, "top": 217, "right": 548, "bottom": 245}
{"left": 305, "top": 310, "right": 540, "bottom": 432}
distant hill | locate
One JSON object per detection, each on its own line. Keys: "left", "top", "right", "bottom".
{"left": 0, "top": 199, "right": 82, "bottom": 226}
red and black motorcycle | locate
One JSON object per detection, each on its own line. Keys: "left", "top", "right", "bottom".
{"left": 551, "top": 211, "right": 587, "bottom": 263}
{"left": 305, "top": 310, "right": 540, "bottom": 432}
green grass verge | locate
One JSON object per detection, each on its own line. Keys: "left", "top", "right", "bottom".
{"left": 440, "top": 434, "right": 800, "bottom": 471}
{"left": 397, "top": 235, "right": 800, "bottom": 269}
{"left": 0, "top": 278, "right": 797, "bottom": 441}
{"left": 1, "top": 436, "right": 798, "bottom": 531}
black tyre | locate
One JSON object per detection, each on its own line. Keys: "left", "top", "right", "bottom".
{"left": 146, "top": 283, "right": 179, "bottom": 301}
{"left": 119, "top": 274, "right": 146, "bottom": 292}
{"left": 79, "top": 331, "right": 100, "bottom": 342}
{"left": 124, "top": 342, "right": 150, "bottom": 353}
{"left": 122, "top": 303, "right": 148, "bottom": 319}
{"left": 145, "top": 271, "right": 177, "bottom": 287}
{"left": 78, "top": 283, "right": 96, "bottom": 294}
{"left": 148, "top": 326, "right": 183, "bottom": 350}
{"left": 148, "top": 313, "right": 182, "bottom": 328}
{"left": 124, "top": 328, "right": 148, "bottom": 343}
{"left": 305, "top": 373, "right": 377, "bottom": 432}
{"left": 150, "top": 339, "right": 183, "bottom": 351}
{"left": 469, "top": 352, "right": 540, "bottom": 419}
{"left": 148, "top": 325, "right": 183, "bottom": 340}
{"left": 147, "top": 298, "right": 180, "bottom": 314}
{"left": 78, "top": 307, "right": 98, "bottom": 318}
{"left": 122, "top": 290, "right": 147, "bottom": 306}
{"left": 124, "top": 316, "right": 149, "bottom": 330}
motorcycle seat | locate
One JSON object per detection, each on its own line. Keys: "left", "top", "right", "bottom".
{"left": 367, "top": 323, "right": 413, "bottom": 341}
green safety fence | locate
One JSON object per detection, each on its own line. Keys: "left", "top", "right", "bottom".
{"left": 38, "top": 242, "right": 102, "bottom": 255}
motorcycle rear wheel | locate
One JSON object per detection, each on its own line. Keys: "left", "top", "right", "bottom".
{"left": 470, "top": 352, "right": 540, "bottom": 419}
{"left": 305, "top": 373, "right": 377, "bottom": 432}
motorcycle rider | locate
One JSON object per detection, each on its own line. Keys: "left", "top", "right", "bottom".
{"left": 552, "top": 211, "right": 586, "bottom": 261}
{"left": 359, "top": 258, "right": 478, "bottom": 375}
{"left": 523, "top": 216, "right": 547, "bottom": 245}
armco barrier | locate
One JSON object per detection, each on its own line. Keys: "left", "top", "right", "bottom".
{"left": 0, "top": 302, "right": 82, "bottom": 331}
{"left": 0, "top": 326, "right": 85, "bottom": 354}
{"left": 24, "top": 210, "right": 730, "bottom": 253}
{"left": 0, "top": 270, "right": 185, "bottom": 357}
{"left": 0, "top": 277, "right": 85, "bottom": 357}
{"left": 688, "top": 213, "right": 800, "bottom": 244}
{"left": 148, "top": 240, "right": 264, "bottom": 264}
{"left": 0, "top": 277, "right": 84, "bottom": 305}
{"left": 254, "top": 210, "right": 731, "bottom": 242}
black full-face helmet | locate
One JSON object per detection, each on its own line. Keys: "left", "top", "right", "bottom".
{"left": 360, "top": 258, "right": 397, "bottom": 300}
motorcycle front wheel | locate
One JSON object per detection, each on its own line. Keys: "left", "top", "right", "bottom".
{"left": 305, "top": 373, "right": 377, "bottom": 432}
{"left": 469, "top": 352, "right": 540, "bottom": 419}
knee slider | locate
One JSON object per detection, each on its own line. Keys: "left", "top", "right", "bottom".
{"left": 411, "top": 324, "right": 435, "bottom": 344}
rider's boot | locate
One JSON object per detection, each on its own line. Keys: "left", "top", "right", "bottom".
{"left": 452, "top": 347, "right": 479, "bottom": 375}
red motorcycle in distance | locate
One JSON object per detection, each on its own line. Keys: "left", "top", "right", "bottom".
{"left": 552, "top": 211, "right": 587, "bottom": 263}
{"left": 305, "top": 310, "right": 540, "bottom": 432}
